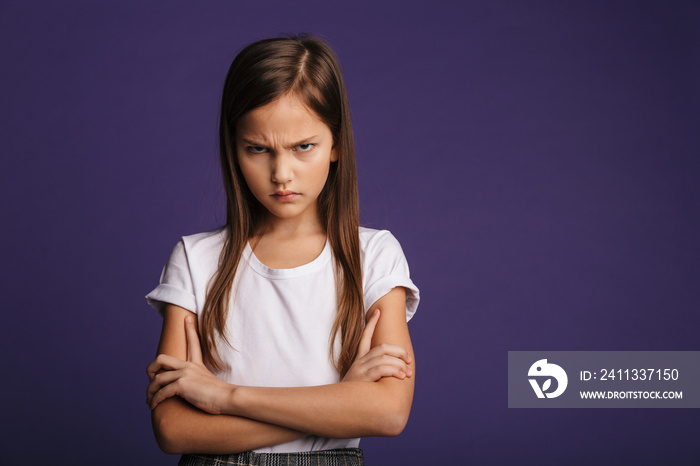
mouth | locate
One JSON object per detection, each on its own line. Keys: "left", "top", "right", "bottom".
{"left": 271, "top": 190, "right": 299, "bottom": 202}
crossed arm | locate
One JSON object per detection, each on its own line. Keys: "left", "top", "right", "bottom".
{"left": 147, "top": 287, "right": 415, "bottom": 454}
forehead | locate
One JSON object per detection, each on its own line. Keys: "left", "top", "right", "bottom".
{"left": 236, "top": 93, "right": 330, "bottom": 142}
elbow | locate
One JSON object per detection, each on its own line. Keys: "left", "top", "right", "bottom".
{"left": 368, "top": 380, "right": 413, "bottom": 437}
{"left": 380, "top": 410, "right": 409, "bottom": 437}
{"left": 152, "top": 402, "right": 188, "bottom": 455}
{"left": 373, "top": 401, "right": 410, "bottom": 437}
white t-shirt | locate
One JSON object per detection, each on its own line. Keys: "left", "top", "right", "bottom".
{"left": 146, "top": 226, "right": 419, "bottom": 453}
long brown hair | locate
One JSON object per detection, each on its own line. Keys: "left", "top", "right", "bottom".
{"left": 200, "top": 35, "right": 363, "bottom": 377}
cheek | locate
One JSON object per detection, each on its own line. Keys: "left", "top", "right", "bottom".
{"left": 310, "top": 163, "right": 331, "bottom": 186}
{"left": 238, "top": 161, "right": 265, "bottom": 192}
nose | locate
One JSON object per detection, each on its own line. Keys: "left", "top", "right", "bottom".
{"left": 271, "top": 152, "right": 293, "bottom": 185}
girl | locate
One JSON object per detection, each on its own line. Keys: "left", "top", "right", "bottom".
{"left": 145, "top": 35, "right": 419, "bottom": 466}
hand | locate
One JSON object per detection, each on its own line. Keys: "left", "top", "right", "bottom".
{"left": 146, "top": 316, "right": 235, "bottom": 414}
{"left": 342, "top": 309, "right": 413, "bottom": 383}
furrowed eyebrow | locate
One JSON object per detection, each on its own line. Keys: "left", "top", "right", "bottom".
{"left": 240, "top": 137, "right": 319, "bottom": 147}
{"left": 292, "top": 136, "right": 318, "bottom": 146}
{"left": 241, "top": 138, "right": 267, "bottom": 146}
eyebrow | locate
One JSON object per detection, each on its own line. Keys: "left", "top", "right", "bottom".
{"left": 240, "top": 136, "right": 319, "bottom": 147}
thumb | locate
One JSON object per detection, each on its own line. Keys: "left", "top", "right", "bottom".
{"left": 185, "top": 315, "right": 203, "bottom": 364}
{"left": 357, "top": 309, "right": 380, "bottom": 357}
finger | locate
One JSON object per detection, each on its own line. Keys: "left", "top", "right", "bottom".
{"left": 364, "top": 343, "right": 412, "bottom": 365}
{"left": 146, "top": 369, "right": 182, "bottom": 405}
{"left": 146, "top": 354, "right": 185, "bottom": 381}
{"left": 365, "top": 353, "right": 413, "bottom": 377}
{"left": 367, "top": 364, "right": 410, "bottom": 381}
{"left": 149, "top": 379, "right": 181, "bottom": 410}
{"left": 358, "top": 309, "right": 380, "bottom": 357}
{"left": 185, "top": 315, "right": 203, "bottom": 364}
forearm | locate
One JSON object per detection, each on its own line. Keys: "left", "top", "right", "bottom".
{"left": 152, "top": 397, "right": 306, "bottom": 454}
{"left": 221, "top": 289, "right": 415, "bottom": 439}
{"left": 149, "top": 292, "right": 415, "bottom": 448}
{"left": 150, "top": 305, "right": 305, "bottom": 454}
{"left": 226, "top": 376, "right": 414, "bottom": 439}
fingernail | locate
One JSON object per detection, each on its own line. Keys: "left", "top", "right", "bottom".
{"left": 186, "top": 316, "right": 193, "bottom": 323}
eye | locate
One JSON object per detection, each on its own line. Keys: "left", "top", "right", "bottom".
{"left": 295, "top": 143, "right": 314, "bottom": 152}
{"left": 247, "top": 146, "right": 268, "bottom": 154}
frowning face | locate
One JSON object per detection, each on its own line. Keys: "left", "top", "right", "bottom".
{"left": 236, "top": 92, "right": 337, "bottom": 227}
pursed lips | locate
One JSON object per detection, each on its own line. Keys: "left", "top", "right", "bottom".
{"left": 271, "top": 190, "right": 299, "bottom": 201}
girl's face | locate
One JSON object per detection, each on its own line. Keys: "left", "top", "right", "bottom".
{"left": 235, "top": 92, "right": 337, "bottom": 227}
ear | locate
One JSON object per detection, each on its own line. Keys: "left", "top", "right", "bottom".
{"left": 330, "top": 146, "right": 339, "bottom": 162}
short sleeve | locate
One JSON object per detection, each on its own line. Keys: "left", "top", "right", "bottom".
{"left": 145, "top": 240, "right": 197, "bottom": 315}
{"left": 362, "top": 230, "right": 420, "bottom": 322}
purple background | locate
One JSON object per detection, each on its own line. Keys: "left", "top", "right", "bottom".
{"left": 2, "top": 1, "right": 699, "bottom": 464}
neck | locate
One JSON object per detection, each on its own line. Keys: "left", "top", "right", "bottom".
{"left": 256, "top": 212, "right": 325, "bottom": 239}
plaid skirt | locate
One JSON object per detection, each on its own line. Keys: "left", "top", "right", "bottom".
{"left": 178, "top": 448, "right": 364, "bottom": 466}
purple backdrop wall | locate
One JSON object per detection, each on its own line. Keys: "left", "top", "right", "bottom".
{"left": 2, "top": 1, "right": 699, "bottom": 464}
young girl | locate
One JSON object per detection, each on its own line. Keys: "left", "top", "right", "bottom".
{"left": 145, "top": 35, "right": 419, "bottom": 466}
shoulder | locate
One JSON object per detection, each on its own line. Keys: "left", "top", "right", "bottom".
{"left": 171, "top": 229, "right": 227, "bottom": 265}
{"left": 358, "top": 226, "right": 420, "bottom": 320}
{"left": 146, "top": 229, "right": 226, "bottom": 315}
{"left": 359, "top": 227, "right": 409, "bottom": 270}
{"left": 359, "top": 226, "right": 404, "bottom": 254}
{"left": 180, "top": 229, "right": 226, "bottom": 254}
